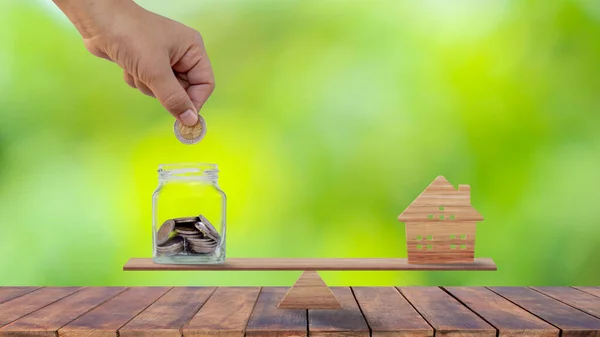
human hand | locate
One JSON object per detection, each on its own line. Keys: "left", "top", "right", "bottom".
{"left": 53, "top": 0, "right": 214, "bottom": 126}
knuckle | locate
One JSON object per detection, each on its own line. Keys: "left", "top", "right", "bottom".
{"left": 161, "top": 90, "right": 188, "bottom": 111}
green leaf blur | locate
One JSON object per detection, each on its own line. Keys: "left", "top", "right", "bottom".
{"left": 0, "top": 0, "right": 598, "bottom": 286}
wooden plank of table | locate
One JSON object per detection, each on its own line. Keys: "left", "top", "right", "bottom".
{"left": 245, "top": 287, "right": 307, "bottom": 337}
{"left": 398, "top": 286, "right": 496, "bottom": 337}
{"left": 118, "top": 286, "right": 215, "bottom": 337}
{"left": 182, "top": 287, "right": 260, "bottom": 337}
{"left": 0, "top": 287, "right": 41, "bottom": 305}
{"left": 444, "top": 286, "right": 559, "bottom": 337}
{"left": 0, "top": 287, "right": 126, "bottom": 337}
{"left": 58, "top": 287, "right": 171, "bottom": 337}
{"left": 488, "top": 287, "right": 600, "bottom": 337}
{"left": 531, "top": 287, "right": 600, "bottom": 319}
{"left": 574, "top": 287, "right": 600, "bottom": 299}
{"left": 0, "top": 287, "right": 84, "bottom": 328}
{"left": 123, "top": 258, "right": 497, "bottom": 271}
{"left": 353, "top": 286, "right": 433, "bottom": 337}
{"left": 308, "top": 287, "right": 370, "bottom": 337}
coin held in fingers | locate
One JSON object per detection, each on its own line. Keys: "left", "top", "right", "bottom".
{"left": 174, "top": 114, "right": 206, "bottom": 145}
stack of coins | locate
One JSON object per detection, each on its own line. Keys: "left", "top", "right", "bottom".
{"left": 155, "top": 215, "right": 221, "bottom": 256}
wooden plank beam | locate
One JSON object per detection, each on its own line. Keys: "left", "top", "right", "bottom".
{"left": 0, "top": 287, "right": 41, "bottom": 305}
{"left": 118, "top": 287, "right": 215, "bottom": 337}
{"left": 182, "top": 287, "right": 261, "bottom": 337}
{"left": 123, "top": 257, "right": 497, "bottom": 271}
{"left": 352, "top": 286, "right": 434, "bottom": 337}
{"left": 444, "top": 286, "right": 559, "bottom": 337}
{"left": 531, "top": 287, "right": 600, "bottom": 319}
{"left": 573, "top": 287, "right": 600, "bottom": 299}
{"left": 488, "top": 287, "right": 600, "bottom": 337}
{"left": 0, "top": 287, "right": 83, "bottom": 328}
{"left": 398, "top": 286, "right": 496, "bottom": 337}
{"left": 308, "top": 287, "right": 370, "bottom": 337}
{"left": 0, "top": 287, "right": 126, "bottom": 337}
{"left": 58, "top": 287, "right": 171, "bottom": 337}
{"left": 246, "top": 287, "right": 308, "bottom": 337}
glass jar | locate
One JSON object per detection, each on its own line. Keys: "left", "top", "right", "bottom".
{"left": 152, "top": 163, "right": 226, "bottom": 264}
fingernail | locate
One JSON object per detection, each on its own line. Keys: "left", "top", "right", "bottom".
{"left": 180, "top": 109, "right": 198, "bottom": 126}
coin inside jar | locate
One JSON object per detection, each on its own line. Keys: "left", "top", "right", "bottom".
{"left": 174, "top": 114, "right": 206, "bottom": 145}
{"left": 156, "top": 219, "right": 175, "bottom": 246}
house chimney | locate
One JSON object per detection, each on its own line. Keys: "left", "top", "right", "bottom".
{"left": 458, "top": 184, "right": 470, "bottom": 204}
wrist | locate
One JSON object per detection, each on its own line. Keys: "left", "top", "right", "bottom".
{"left": 52, "top": 0, "right": 138, "bottom": 38}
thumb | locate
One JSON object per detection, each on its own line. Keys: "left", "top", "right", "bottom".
{"left": 146, "top": 65, "right": 198, "bottom": 126}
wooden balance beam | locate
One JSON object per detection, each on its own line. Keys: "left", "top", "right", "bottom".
{"left": 123, "top": 258, "right": 497, "bottom": 310}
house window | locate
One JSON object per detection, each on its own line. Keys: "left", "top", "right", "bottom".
{"left": 416, "top": 235, "right": 422, "bottom": 241}
{"left": 460, "top": 234, "right": 467, "bottom": 239}
{"left": 417, "top": 244, "right": 423, "bottom": 250}
{"left": 450, "top": 235, "right": 455, "bottom": 239}
{"left": 439, "top": 206, "right": 444, "bottom": 211}
{"left": 449, "top": 214, "right": 456, "bottom": 220}
{"left": 460, "top": 245, "right": 467, "bottom": 249}
{"left": 427, "top": 235, "right": 433, "bottom": 240}
{"left": 428, "top": 214, "right": 434, "bottom": 220}
{"left": 426, "top": 244, "right": 433, "bottom": 250}
{"left": 450, "top": 244, "right": 457, "bottom": 249}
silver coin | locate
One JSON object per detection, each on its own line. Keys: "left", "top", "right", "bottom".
{"left": 199, "top": 215, "right": 220, "bottom": 238}
{"left": 175, "top": 227, "right": 200, "bottom": 235}
{"left": 195, "top": 220, "right": 220, "bottom": 242}
{"left": 157, "top": 235, "right": 184, "bottom": 248}
{"left": 174, "top": 216, "right": 199, "bottom": 224}
{"left": 188, "top": 242, "right": 218, "bottom": 248}
{"left": 190, "top": 246, "right": 217, "bottom": 254}
{"left": 156, "top": 219, "right": 175, "bottom": 246}
{"left": 173, "top": 114, "right": 206, "bottom": 145}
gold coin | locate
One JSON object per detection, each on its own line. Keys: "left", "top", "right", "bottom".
{"left": 174, "top": 115, "right": 206, "bottom": 144}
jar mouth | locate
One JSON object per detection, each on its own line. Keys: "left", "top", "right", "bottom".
{"left": 158, "top": 163, "right": 218, "bottom": 179}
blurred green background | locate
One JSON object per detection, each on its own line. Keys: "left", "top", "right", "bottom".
{"left": 0, "top": 0, "right": 599, "bottom": 287}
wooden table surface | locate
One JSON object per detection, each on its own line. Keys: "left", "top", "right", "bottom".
{"left": 0, "top": 286, "right": 599, "bottom": 337}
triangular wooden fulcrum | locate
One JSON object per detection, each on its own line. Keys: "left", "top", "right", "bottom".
{"left": 277, "top": 270, "right": 342, "bottom": 309}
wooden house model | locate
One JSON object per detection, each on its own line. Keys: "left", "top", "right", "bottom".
{"left": 398, "top": 176, "right": 483, "bottom": 264}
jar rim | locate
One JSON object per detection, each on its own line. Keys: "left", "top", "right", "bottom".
{"left": 158, "top": 163, "right": 219, "bottom": 180}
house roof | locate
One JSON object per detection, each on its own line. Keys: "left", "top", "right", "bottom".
{"left": 397, "top": 176, "right": 483, "bottom": 222}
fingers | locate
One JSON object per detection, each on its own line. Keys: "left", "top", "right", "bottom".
{"left": 145, "top": 63, "right": 198, "bottom": 126}
{"left": 173, "top": 43, "right": 215, "bottom": 112}
{"left": 133, "top": 77, "right": 155, "bottom": 97}
{"left": 124, "top": 70, "right": 156, "bottom": 98}
{"left": 123, "top": 71, "right": 136, "bottom": 88}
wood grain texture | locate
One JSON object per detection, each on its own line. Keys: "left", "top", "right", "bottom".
{"left": 183, "top": 287, "right": 261, "bottom": 337}
{"left": 0, "top": 287, "right": 83, "bottom": 328}
{"left": 444, "top": 286, "right": 558, "bottom": 337}
{"left": 405, "top": 221, "right": 476, "bottom": 264}
{"left": 118, "top": 286, "right": 215, "bottom": 337}
{"left": 308, "top": 287, "right": 370, "bottom": 337}
{"left": 58, "top": 287, "right": 171, "bottom": 337}
{"left": 488, "top": 287, "right": 600, "bottom": 337}
{"left": 278, "top": 271, "right": 341, "bottom": 309}
{"left": 0, "top": 287, "right": 41, "bottom": 305}
{"left": 397, "top": 176, "right": 483, "bottom": 222}
{"left": 398, "top": 176, "right": 483, "bottom": 264}
{"left": 352, "top": 286, "right": 433, "bottom": 337}
{"left": 531, "top": 287, "right": 600, "bottom": 319}
{"left": 246, "top": 287, "right": 307, "bottom": 337}
{"left": 123, "top": 258, "right": 497, "bottom": 271}
{"left": 574, "top": 287, "right": 600, "bottom": 299}
{"left": 0, "top": 287, "right": 126, "bottom": 337}
{"left": 398, "top": 286, "right": 496, "bottom": 337}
